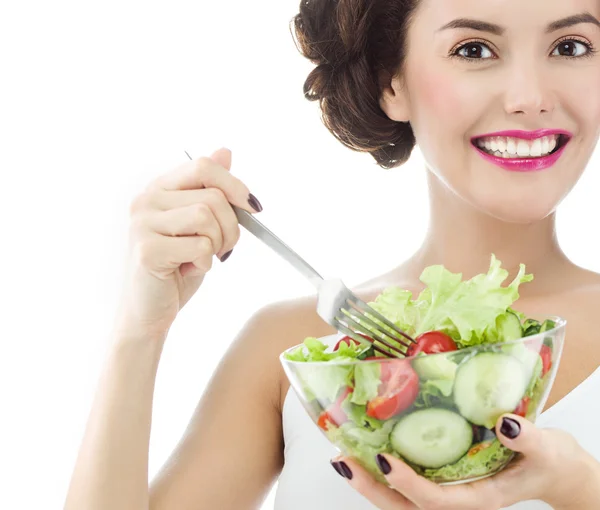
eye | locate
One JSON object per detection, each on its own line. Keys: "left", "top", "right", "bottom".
{"left": 454, "top": 42, "right": 495, "bottom": 60}
{"left": 551, "top": 39, "right": 593, "bottom": 58}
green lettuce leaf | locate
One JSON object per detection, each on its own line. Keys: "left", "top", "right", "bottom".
{"left": 422, "top": 439, "right": 514, "bottom": 482}
{"left": 413, "top": 379, "right": 456, "bottom": 409}
{"left": 350, "top": 363, "right": 381, "bottom": 405}
{"left": 415, "top": 254, "right": 533, "bottom": 345}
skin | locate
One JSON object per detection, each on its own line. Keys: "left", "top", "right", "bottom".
{"left": 64, "top": 0, "right": 600, "bottom": 509}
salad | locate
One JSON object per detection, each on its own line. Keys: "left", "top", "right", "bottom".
{"left": 283, "top": 254, "right": 560, "bottom": 484}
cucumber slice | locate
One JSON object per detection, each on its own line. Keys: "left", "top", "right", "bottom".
{"left": 390, "top": 408, "right": 473, "bottom": 468}
{"left": 540, "top": 319, "right": 556, "bottom": 333}
{"left": 523, "top": 318, "right": 542, "bottom": 337}
{"left": 413, "top": 354, "right": 457, "bottom": 381}
{"left": 453, "top": 353, "right": 527, "bottom": 428}
{"left": 496, "top": 311, "right": 523, "bottom": 342}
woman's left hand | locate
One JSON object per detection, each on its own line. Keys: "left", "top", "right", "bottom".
{"left": 331, "top": 414, "right": 600, "bottom": 510}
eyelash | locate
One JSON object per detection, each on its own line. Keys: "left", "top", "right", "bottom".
{"left": 449, "top": 36, "right": 597, "bottom": 62}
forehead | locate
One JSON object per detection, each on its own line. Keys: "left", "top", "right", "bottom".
{"left": 417, "top": 0, "right": 600, "bottom": 31}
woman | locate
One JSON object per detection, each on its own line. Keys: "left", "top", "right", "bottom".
{"left": 64, "top": 0, "right": 600, "bottom": 509}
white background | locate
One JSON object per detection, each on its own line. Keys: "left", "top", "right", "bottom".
{"left": 1, "top": 1, "right": 599, "bottom": 509}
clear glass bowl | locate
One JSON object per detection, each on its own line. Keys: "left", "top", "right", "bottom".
{"left": 280, "top": 316, "right": 566, "bottom": 486}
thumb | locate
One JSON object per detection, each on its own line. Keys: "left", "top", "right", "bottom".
{"left": 495, "top": 413, "right": 544, "bottom": 457}
{"left": 209, "top": 147, "right": 232, "bottom": 171}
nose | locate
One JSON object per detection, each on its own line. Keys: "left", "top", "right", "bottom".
{"left": 503, "top": 62, "right": 556, "bottom": 117}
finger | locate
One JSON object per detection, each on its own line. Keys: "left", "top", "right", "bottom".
{"left": 375, "top": 453, "right": 506, "bottom": 510}
{"left": 372, "top": 454, "right": 447, "bottom": 509}
{"left": 209, "top": 147, "right": 232, "bottom": 170}
{"left": 143, "top": 202, "right": 224, "bottom": 256}
{"left": 134, "top": 232, "right": 213, "bottom": 277}
{"left": 150, "top": 188, "right": 240, "bottom": 259}
{"left": 495, "top": 413, "right": 543, "bottom": 456}
{"left": 152, "top": 156, "right": 262, "bottom": 214}
{"left": 333, "top": 456, "right": 415, "bottom": 510}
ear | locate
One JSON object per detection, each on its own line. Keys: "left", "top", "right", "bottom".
{"left": 379, "top": 71, "right": 410, "bottom": 123}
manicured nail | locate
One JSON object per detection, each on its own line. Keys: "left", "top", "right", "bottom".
{"left": 330, "top": 461, "right": 345, "bottom": 478}
{"left": 501, "top": 417, "right": 521, "bottom": 439}
{"left": 339, "top": 461, "right": 353, "bottom": 479}
{"left": 376, "top": 454, "right": 392, "bottom": 475}
{"left": 247, "top": 193, "right": 263, "bottom": 212}
{"left": 219, "top": 249, "right": 233, "bottom": 262}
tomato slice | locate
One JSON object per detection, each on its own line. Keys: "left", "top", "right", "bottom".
{"left": 333, "top": 333, "right": 372, "bottom": 352}
{"left": 406, "top": 331, "right": 458, "bottom": 357}
{"left": 366, "top": 360, "right": 419, "bottom": 420}
{"left": 540, "top": 345, "right": 552, "bottom": 377}
{"left": 317, "top": 387, "right": 353, "bottom": 431}
{"left": 514, "top": 396, "right": 531, "bottom": 417}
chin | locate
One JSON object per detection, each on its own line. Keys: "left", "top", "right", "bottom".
{"left": 469, "top": 192, "right": 560, "bottom": 224}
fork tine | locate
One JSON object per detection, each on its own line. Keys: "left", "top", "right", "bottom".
{"left": 342, "top": 307, "right": 412, "bottom": 351}
{"left": 348, "top": 297, "right": 417, "bottom": 345}
{"left": 340, "top": 310, "right": 408, "bottom": 357}
{"left": 334, "top": 321, "right": 396, "bottom": 358}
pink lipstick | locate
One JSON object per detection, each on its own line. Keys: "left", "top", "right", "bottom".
{"left": 470, "top": 129, "right": 572, "bottom": 172}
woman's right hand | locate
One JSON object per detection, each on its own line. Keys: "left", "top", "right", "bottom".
{"left": 113, "top": 148, "right": 263, "bottom": 339}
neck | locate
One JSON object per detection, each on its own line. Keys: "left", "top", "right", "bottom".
{"left": 404, "top": 170, "right": 573, "bottom": 298}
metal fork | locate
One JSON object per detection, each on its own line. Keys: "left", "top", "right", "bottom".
{"left": 184, "top": 151, "right": 416, "bottom": 358}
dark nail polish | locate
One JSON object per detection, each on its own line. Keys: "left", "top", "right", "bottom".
{"left": 219, "top": 249, "right": 233, "bottom": 262}
{"left": 331, "top": 461, "right": 346, "bottom": 478}
{"left": 247, "top": 193, "right": 263, "bottom": 212}
{"left": 338, "top": 461, "right": 353, "bottom": 480}
{"left": 376, "top": 454, "right": 391, "bottom": 475}
{"left": 501, "top": 417, "right": 521, "bottom": 439}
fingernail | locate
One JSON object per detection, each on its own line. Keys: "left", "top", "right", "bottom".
{"left": 330, "top": 461, "right": 346, "bottom": 478}
{"left": 219, "top": 249, "right": 233, "bottom": 262}
{"left": 501, "top": 417, "right": 521, "bottom": 439}
{"left": 338, "top": 461, "right": 353, "bottom": 480}
{"left": 247, "top": 193, "right": 263, "bottom": 212}
{"left": 376, "top": 454, "right": 391, "bottom": 475}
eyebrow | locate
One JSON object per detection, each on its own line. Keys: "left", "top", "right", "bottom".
{"left": 437, "top": 12, "right": 600, "bottom": 36}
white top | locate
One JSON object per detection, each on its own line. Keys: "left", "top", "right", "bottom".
{"left": 274, "top": 366, "right": 600, "bottom": 510}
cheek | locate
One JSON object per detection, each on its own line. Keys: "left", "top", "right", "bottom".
{"left": 409, "top": 69, "right": 481, "bottom": 152}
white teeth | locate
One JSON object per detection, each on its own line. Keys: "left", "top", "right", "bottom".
{"left": 475, "top": 134, "right": 563, "bottom": 158}
{"left": 541, "top": 137, "right": 550, "bottom": 154}
{"left": 530, "top": 139, "right": 542, "bottom": 157}
{"left": 517, "top": 140, "right": 530, "bottom": 157}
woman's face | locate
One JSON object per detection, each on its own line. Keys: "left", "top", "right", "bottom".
{"left": 383, "top": 0, "right": 600, "bottom": 223}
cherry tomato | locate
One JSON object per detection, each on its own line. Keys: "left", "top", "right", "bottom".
{"left": 514, "top": 396, "right": 531, "bottom": 417}
{"left": 406, "top": 331, "right": 458, "bottom": 357}
{"left": 332, "top": 333, "right": 373, "bottom": 352}
{"left": 366, "top": 360, "right": 419, "bottom": 420}
{"left": 540, "top": 345, "right": 552, "bottom": 377}
{"left": 317, "top": 387, "right": 353, "bottom": 431}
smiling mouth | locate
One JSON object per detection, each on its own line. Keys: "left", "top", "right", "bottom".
{"left": 472, "top": 134, "right": 571, "bottom": 159}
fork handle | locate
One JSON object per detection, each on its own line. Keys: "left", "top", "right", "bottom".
{"left": 232, "top": 205, "right": 325, "bottom": 289}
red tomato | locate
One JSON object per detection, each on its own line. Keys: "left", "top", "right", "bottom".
{"left": 540, "top": 345, "right": 552, "bottom": 377}
{"left": 332, "top": 333, "right": 372, "bottom": 352}
{"left": 366, "top": 360, "right": 419, "bottom": 420}
{"left": 514, "top": 396, "right": 531, "bottom": 417}
{"left": 317, "top": 387, "right": 353, "bottom": 431}
{"left": 406, "top": 331, "right": 458, "bottom": 357}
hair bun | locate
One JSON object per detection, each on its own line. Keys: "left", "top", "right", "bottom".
{"left": 291, "top": 0, "right": 418, "bottom": 169}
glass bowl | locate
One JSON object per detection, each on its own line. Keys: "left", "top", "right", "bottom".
{"left": 280, "top": 316, "right": 565, "bottom": 486}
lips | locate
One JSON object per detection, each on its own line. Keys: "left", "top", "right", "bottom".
{"left": 470, "top": 129, "right": 573, "bottom": 172}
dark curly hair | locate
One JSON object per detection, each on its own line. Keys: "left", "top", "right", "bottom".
{"left": 291, "top": 0, "right": 419, "bottom": 169}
